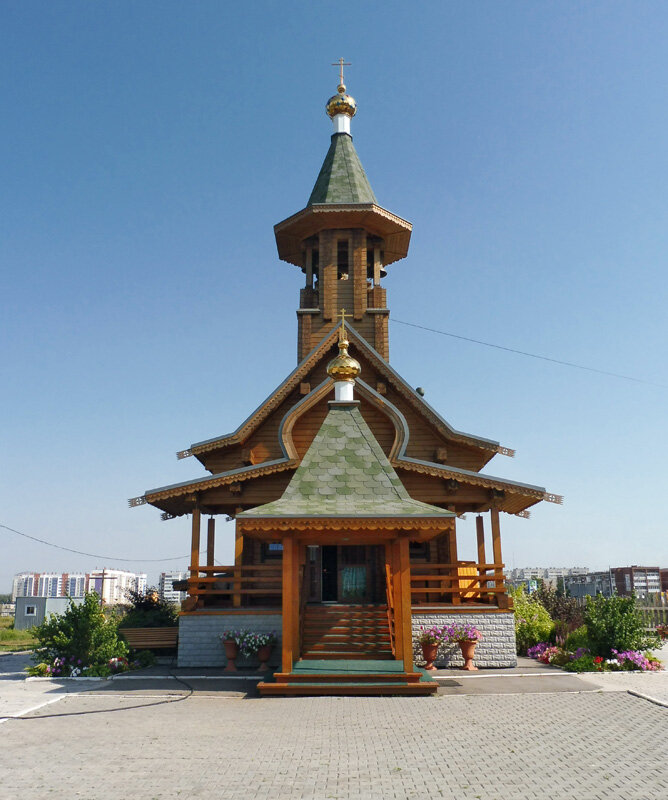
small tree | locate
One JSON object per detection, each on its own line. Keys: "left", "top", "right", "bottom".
{"left": 31, "top": 593, "right": 128, "bottom": 667}
{"left": 117, "top": 588, "right": 178, "bottom": 629}
{"left": 584, "top": 593, "right": 660, "bottom": 657}
{"left": 511, "top": 586, "right": 554, "bottom": 654}
{"left": 534, "top": 584, "right": 584, "bottom": 644}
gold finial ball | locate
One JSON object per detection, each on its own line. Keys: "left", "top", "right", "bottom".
{"left": 326, "top": 90, "right": 357, "bottom": 119}
{"left": 327, "top": 337, "right": 361, "bottom": 382}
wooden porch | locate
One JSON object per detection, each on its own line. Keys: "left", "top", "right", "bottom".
{"left": 182, "top": 559, "right": 510, "bottom": 610}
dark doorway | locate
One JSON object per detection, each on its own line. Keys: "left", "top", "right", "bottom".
{"left": 321, "top": 546, "right": 338, "bottom": 601}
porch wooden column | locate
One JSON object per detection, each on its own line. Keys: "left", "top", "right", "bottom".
{"left": 476, "top": 515, "right": 489, "bottom": 604}
{"left": 447, "top": 509, "right": 460, "bottom": 605}
{"left": 281, "top": 535, "right": 299, "bottom": 673}
{"left": 390, "top": 540, "right": 403, "bottom": 661}
{"left": 397, "top": 537, "right": 414, "bottom": 673}
{"left": 206, "top": 518, "right": 215, "bottom": 567}
{"left": 233, "top": 527, "right": 243, "bottom": 607}
{"left": 190, "top": 506, "right": 201, "bottom": 579}
{"left": 476, "top": 515, "right": 486, "bottom": 564}
{"left": 490, "top": 507, "right": 508, "bottom": 609}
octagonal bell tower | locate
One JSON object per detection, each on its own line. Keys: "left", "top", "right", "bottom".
{"left": 274, "top": 69, "right": 412, "bottom": 362}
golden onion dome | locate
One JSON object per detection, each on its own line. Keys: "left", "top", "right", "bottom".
{"left": 327, "top": 335, "right": 361, "bottom": 382}
{"left": 326, "top": 84, "right": 357, "bottom": 119}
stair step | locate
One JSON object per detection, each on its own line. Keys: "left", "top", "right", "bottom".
{"left": 301, "top": 652, "right": 393, "bottom": 660}
{"left": 259, "top": 682, "right": 437, "bottom": 697}
{"left": 274, "top": 672, "right": 424, "bottom": 683}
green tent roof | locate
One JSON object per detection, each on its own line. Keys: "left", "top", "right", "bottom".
{"left": 307, "top": 134, "right": 377, "bottom": 206}
{"left": 237, "top": 403, "right": 453, "bottom": 520}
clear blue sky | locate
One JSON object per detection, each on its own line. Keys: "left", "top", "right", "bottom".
{"left": 2, "top": 1, "right": 667, "bottom": 592}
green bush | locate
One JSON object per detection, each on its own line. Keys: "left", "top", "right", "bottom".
{"left": 31, "top": 593, "right": 128, "bottom": 668}
{"left": 584, "top": 594, "right": 660, "bottom": 657}
{"left": 117, "top": 589, "right": 178, "bottom": 629}
{"left": 564, "top": 625, "right": 590, "bottom": 652}
{"left": 511, "top": 586, "right": 554, "bottom": 654}
{"left": 533, "top": 584, "right": 584, "bottom": 643}
{"left": 563, "top": 654, "right": 603, "bottom": 673}
{"left": 133, "top": 649, "right": 157, "bottom": 669}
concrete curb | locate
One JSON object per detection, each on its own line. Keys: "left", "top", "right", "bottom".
{"left": 627, "top": 689, "right": 668, "bottom": 708}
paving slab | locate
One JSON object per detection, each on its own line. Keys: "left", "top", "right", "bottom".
{"left": 0, "top": 690, "right": 665, "bottom": 799}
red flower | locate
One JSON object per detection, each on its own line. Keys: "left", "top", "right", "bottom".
{"left": 594, "top": 656, "right": 603, "bottom": 664}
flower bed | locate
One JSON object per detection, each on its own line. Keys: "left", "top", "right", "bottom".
{"left": 526, "top": 641, "right": 662, "bottom": 672}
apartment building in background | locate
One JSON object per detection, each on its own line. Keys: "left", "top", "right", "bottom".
{"left": 159, "top": 571, "right": 188, "bottom": 605}
{"left": 11, "top": 569, "right": 147, "bottom": 605}
{"left": 507, "top": 566, "right": 589, "bottom": 590}
{"left": 565, "top": 566, "right": 663, "bottom": 599}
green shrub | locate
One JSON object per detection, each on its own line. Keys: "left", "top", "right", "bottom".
{"left": 564, "top": 625, "right": 590, "bottom": 652}
{"left": 511, "top": 586, "right": 554, "bottom": 654}
{"left": 534, "top": 584, "right": 584, "bottom": 643}
{"left": 31, "top": 593, "right": 128, "bottom": 668}
{"left": 133, "top": 649, "right": 157, "bottom": 669}
{"left": 584, "top": 594, "right": 660, "bottom": 657}
{"left": 26, "top": 662, "right": 50, "bottom": 677}
{"left": 117, "top": 589, "right": 178, "bottom": 629}
{"left": 563, "top": 654, "right": 604, "bottom": 673}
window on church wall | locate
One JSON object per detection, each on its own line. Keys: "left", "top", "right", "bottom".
{"left": 261, "top": 542, "right": 283, "bottom": 561}
{"left": 409, "top": 542, "right": 429, "bottom": 562}
{"left": 337, "top": 240, "right": 349, "bottom": 280}
{"left": 310, "top": 249, "right": 320, "bottom": 288}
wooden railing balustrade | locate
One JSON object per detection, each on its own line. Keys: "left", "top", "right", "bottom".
{"left": 186, "top": 564, "right": 282, "bottom": 607}
{"left": 410, "top": 562, "right": 509, "bottom": 608}
{"left": 384, "top": 563, "right": 396, "bottom": 656}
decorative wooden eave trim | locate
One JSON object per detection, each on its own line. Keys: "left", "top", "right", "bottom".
{"left": 143, "top": 459, "right": 296, "bottom": 505}
{"left": 394, "top": 457, "right": 559, "bottom": 504}
{"left": 273, "top": 203, "right": 413, "bottom": 268}
{"left": 237, "top": 516, "right": 451, "bottom": 533}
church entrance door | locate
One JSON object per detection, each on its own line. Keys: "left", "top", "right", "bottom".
{"left": 306, "top": 545, "right": 385, "bottom": 603}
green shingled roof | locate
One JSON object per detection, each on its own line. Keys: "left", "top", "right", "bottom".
{"left": 307, "top": 134, "right": 377, "bottom": 206}
{"left": 238, "top": 404, "right": 453, "bottom": 519}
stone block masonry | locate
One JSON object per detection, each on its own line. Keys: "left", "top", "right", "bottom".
{"left": 412, "top": 611, "right": 517, "bottom": 668}
{"left": 178, "top": 613, "right": 282, "bottom": 668}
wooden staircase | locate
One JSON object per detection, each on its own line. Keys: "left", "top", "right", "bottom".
{"left": 301, "top": 604, "right": 394, "bottom": 660}
{"left": 258, "top": 604, "right": 438, "bottom": 696}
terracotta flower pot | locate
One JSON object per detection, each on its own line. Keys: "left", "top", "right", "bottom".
{"left": 256, "top": 644, "right": 273, "bottom": 672}
{"left": 421, "top": 642, "right": 439, "bottom": 670}
{"left": 459, "top": 639, "right": 478, "bottom": 671}
{"left": 223, "top": 639, "right": 239, "bottom": 672}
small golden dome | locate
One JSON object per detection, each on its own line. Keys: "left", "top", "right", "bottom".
{"left": 326, "top": 85, "right": 357, "bottom": 119}
{"left": 327, "top": 336, "right": 361, "bottom": 382}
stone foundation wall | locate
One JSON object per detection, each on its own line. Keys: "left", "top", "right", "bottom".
{"left": 178, "top": 614, "right": 282, "bottom": 668}
{"left": 412, "top": 611, "right": 517, "bottom": 668}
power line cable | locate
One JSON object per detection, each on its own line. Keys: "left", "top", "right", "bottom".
{"left": 391, "top": 318, "right": 666, "bottom": 388}
{"left": 0, "top": 523, "right": 203, "bottom": 563}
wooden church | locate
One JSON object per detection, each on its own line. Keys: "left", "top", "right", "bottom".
{"left": 131, "top": 68, "right": 560, "bottom": 695}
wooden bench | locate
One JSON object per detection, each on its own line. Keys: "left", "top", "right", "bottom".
{"left": 119, "top": 627, "right": 178, "bottom": 651}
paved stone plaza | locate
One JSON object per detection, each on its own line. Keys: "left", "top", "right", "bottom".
{"left": 1, "top": 655, "right": 667, "bottom": 800}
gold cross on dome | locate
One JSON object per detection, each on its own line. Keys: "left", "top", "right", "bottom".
{"left": 337, "top": 307, "right": 353, "bottom": 339}
{"left": 331, "top": 57, "right": 351, "bottom": 86}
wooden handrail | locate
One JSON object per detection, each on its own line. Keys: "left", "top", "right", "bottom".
{"left": 189, "top": 564, "right": 281, "bottom": 574}
{"left": 409, "top": 560, "right": 508, "bottom": 607}
{"left": 186, "top": 564, "right": 283, "bottom": 605}
{"left": 385, "top": 563, "right": 396, "bottom": 657}
{"left": 411, "top": 563, "right": 504, "bottom": 571}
